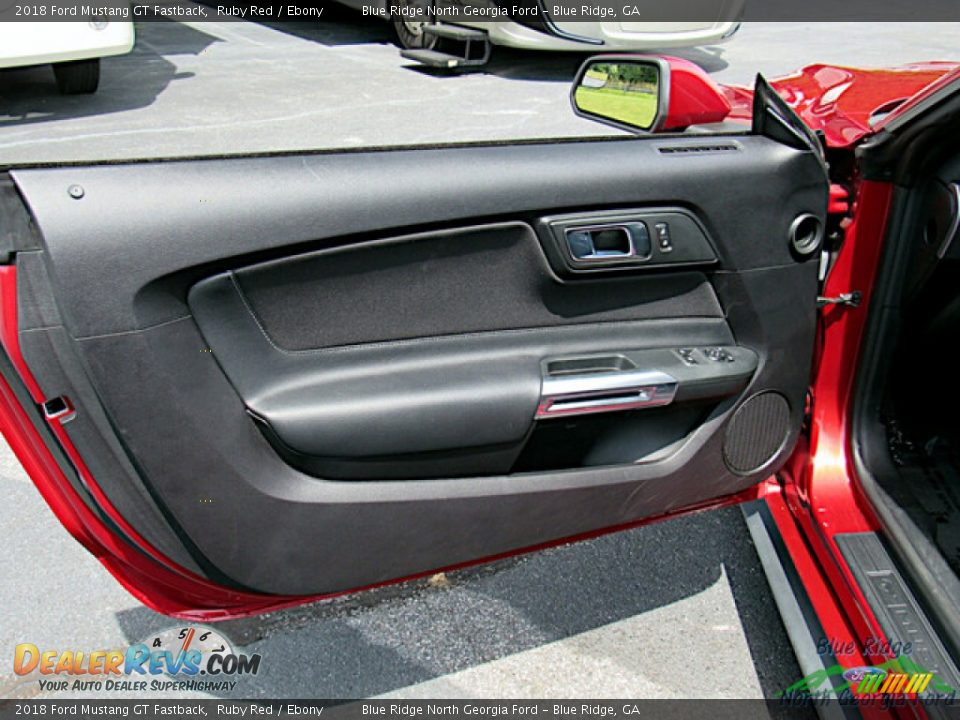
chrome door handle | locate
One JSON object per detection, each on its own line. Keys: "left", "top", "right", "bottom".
{"left": 536, "top": 369, "right": 677, "bottom": 418}
{"left": 564, "top": 223, "right": 652, "bottom": 262}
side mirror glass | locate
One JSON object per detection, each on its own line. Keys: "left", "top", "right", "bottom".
{"left": 571, "top": 57, "right": 667, "bottom": 133}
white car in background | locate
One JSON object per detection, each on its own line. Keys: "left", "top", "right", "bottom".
{"left": 0, "top": 21, "right": 135, "bottom": 94}
{"left": 336, "top": 0, "right": 742, "bottom": 68}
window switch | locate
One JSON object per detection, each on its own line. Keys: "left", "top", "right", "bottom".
{"left": 704, "top": 348, "right": 734, "bottom": 362}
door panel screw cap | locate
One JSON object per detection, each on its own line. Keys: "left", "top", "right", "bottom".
{"left": 68, "top": 184, "right": 84, "bottom": 199}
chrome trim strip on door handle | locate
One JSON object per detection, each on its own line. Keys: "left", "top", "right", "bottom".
{"left": 536, "top": 369, "right": 678, "bottom": 418}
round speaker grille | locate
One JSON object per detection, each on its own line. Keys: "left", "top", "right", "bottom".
{"left": 723, "top": 392, "right": 791, "bottom": 475}
{"left": 789, "top": 214, "right": 823, "bottom": 258}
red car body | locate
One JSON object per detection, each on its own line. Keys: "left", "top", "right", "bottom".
{"left": 0, "top": 59, "right": 957, "bottom": 662}
{"left": 727, "top": 62, "right": 960, "bottom": 147}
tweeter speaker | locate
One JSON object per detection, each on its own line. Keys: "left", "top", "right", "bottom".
{"left": 789, "top": 213, "right": 823, "bottom": 258}
{"left": 723, "top": 392, "right": 791, "bottom": 475}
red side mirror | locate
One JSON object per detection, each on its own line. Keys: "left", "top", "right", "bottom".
{"left": 571, "top": 54, "right": 730, "bottom": 134}
{"left": 659, "top": 56, "right": 731, "bottom": 131}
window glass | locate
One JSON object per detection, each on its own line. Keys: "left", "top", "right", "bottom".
{"left": 0, "top": 10, "right": 958, "bottom": 165}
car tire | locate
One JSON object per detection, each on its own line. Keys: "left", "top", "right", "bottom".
{"left": 52, "top": 59, "right": 101, "bottom": 95}
{"left": 391, "top": 0, "right": 437, "bottom": 50}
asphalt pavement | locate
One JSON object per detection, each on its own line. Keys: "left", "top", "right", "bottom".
{"left": 1, "top": 452, "right": 799, "bottom": 699}
{"left": 1, "top": 15, "right": 959, "bottom": 702}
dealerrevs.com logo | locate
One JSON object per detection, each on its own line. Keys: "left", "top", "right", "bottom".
{"left": 13, "top": 626, "right": 261, "bottom": 693}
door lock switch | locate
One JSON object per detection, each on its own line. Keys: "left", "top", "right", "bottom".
{"left": 655, "top": 222, "right": 673, "bottom": 252}
{"left": 677, "top": 348, "right": 699, "bottom": 365}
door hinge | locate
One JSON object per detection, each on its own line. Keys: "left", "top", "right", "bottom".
{"left": 817, "top": 291, "right": 862, "bottom": 308}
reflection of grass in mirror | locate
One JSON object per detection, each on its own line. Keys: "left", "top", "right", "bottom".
{"left": 575, "top": 85, "right": 658, "bottom": 130}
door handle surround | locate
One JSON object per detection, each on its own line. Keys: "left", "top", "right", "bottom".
{"left": 538, "top": 208, "right": 718, "bottom": 275}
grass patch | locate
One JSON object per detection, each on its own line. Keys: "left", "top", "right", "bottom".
{"left": 575, "top": 86, "right": 657, "bottom": 129}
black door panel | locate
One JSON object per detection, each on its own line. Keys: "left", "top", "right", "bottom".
{"left": 187, "top": 220, "right": 732, "bottom": 479}
{"left": 11, "top": 137, "right": 817, "bottom": 338}
{"left": 210, "top": 222, "right": 723, "bottom": 351}
{"left": 8, "top": 135, "right": 826, "bottom": 595}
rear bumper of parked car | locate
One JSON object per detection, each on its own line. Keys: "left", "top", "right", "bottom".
{"left": 0, "top": 21, "right": 134, "bottom": 69}
{"left": 463, "top": 21, "right": 741, "bottom": 51}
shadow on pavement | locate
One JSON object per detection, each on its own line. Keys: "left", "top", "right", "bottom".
{"left": 114, "top": 507, "right": 799, "bottom": 699}
{"left": 0, "top": 20, "right": 218, "bottom": 128}
{"left": 478, "top": 45, "right": 728, "bottom": 83}
{"left": 395, "top": 44, "right": 728, "bottom": 84}
{"left": 259, "top": 10, "right": 395, "bottom": 46}
{"left": 253, "top": 10, "right": 729, "bottom": 83}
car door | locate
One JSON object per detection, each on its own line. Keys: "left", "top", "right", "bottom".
{"left": 0, "top": 113, "right": 827, "bottom": 614}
